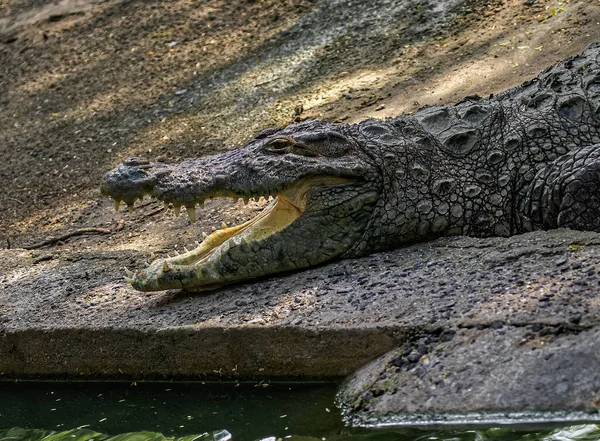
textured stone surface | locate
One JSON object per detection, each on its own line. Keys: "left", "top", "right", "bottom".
{"left": 338, "top": 326, "right": 600, "bottom": 427}
{"left": 1, "top": 229, "right": 599, "bottom": 389}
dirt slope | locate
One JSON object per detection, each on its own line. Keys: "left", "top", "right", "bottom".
{"left": 1, "top": 0, "right": 600, "bottom": 257}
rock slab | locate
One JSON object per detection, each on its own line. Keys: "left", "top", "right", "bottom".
{"left": 1, "top": 229, "right": 599, "bottom": 419}
{"left": 338, "top": 326, "right": 600, "bottom": 427}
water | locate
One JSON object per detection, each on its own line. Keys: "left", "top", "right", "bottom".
{"left": 0, "top": 382, "right": 598, "bottom": 441}
{"left": 0, "top": 382, "right": 339, "bottom": 440}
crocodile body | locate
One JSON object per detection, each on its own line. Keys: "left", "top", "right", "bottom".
{"left": 102, "top": 43, "right": 600, "bottom": 292}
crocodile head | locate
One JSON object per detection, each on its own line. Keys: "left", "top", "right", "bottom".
{"left": 101, "top": 120, "right": 381, "bottom": 292}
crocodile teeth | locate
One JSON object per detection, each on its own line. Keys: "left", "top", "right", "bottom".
{"left": 187, "top": 207, "right": 197, "bottom": 223}
{"left": 173, "top": 205, "right": 181, "bottom": 217}
{"left": 221, "top": 221, "right": 227, "bottom": 229}
{"left": 194, "top": 241, "right": 201, "bottom": 246}
{"left": 162, "top": 262, "right": 171, "bottom": 272}
{"left": 124, "top": 276, "right": 135, "bottom": 284}
{"left": 202, "top": 232, "right": 208, "bottom": 239}
{"left": 124, "top": 267, "right": 134, "bottom": 277}
{"left": 127, "top": 204, "right": 134, "bottom": 213}
{"left": 211, "top": 226, "right": 217, "bottom": 232}
{"left": 114, "top": 199, "right": 121, "bottom": 211}
{"left": 243, "top": 197, "right": 250, "bottom": 205}
{"left": 198, "top": 201, "right": 205, "bottom": 209}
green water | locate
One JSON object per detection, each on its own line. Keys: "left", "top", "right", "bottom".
{"left": 0, "top": 382, "right": 598, "bottom": 441}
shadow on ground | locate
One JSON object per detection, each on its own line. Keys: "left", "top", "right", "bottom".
{"left": 4, "top": 0, "right": 599, "bottom": 254}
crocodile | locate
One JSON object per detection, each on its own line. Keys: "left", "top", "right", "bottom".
{"left": 102, "top": 43, "right": 600, "bottom": 292}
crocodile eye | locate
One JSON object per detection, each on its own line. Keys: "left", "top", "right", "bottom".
{"left": 263, "top": 137, "right": 295, "bottom": 154}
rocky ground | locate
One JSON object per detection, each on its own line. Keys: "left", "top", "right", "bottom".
{"left": 2, "top": 0, "right": 600, "bottom": 428}
{"left": 1, "top": 229, "right": 600, "bottom": 425}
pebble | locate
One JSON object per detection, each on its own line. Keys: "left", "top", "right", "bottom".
{"left": 32, "top": 253, "right": 54, "bottom": 264}
{"left": 555, "top": 256, "right": 567, "bottom": 266}
{"left": 407, "top": 352, "right": 421, "bottom": 363}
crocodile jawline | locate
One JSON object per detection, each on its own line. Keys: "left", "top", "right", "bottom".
{"left": 125, "top": 175, "right": 353, "bottom": 291}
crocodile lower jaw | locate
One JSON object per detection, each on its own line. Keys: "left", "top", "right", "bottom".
{"left": 161, "top": 196, "right": 300, "bottom": 267}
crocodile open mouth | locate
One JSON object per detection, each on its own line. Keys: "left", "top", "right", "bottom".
{"left": 122, "top": 175, "right": 352, "bottom": 291}
{"left": 136, "top": 195, "right": 301, "bottom": 272}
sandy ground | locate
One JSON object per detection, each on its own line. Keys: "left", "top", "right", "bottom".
{"left": 1, "top": 0, "right": 600, "bottom": 260}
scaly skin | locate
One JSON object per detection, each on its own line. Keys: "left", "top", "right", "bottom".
{"left": 102, "top": 43, "right": 600, "bottom": 292}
